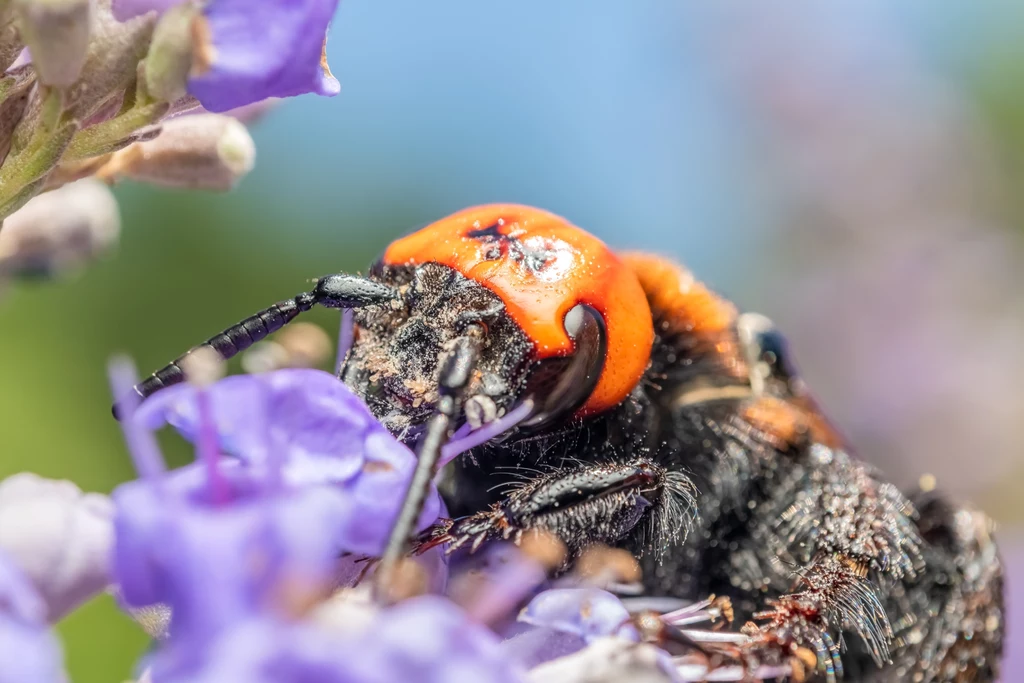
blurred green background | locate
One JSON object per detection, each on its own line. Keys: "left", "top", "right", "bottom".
{"left": 4, "top": 2, "right": 1024, "bottom": 681}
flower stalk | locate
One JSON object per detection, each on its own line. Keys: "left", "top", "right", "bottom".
{"left": 0, "top": 0, "right": 344, "bottom": 286}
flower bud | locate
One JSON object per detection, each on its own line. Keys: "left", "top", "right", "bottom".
{"left": 96, "top": 112, "right": 255, "bottom": 190}
{"left": 0, "top": 473, "right": 114, "bottom": 622}
{"left": 0, "top": 177, "right": 120, "bottom": 279}
{"left": 13, "top": 0, "right": 94, "bottom": 86}
{"left": 111, "top": 0, "right": 176, "bottom": 22}
{"left": 143, "top": 0, "right": 197, "bottom": 102}
{"left": 65, "top": 0, "right": 154, "bottom": 121}
{"left": 0, "top": 22, "right": 24, "bottom": 73}
{"left": 0, "top": 64, "right": 36, "bottom": 164}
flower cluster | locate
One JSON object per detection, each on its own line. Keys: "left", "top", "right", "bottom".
{"left": 0, "top": 0, "right": 342, "bottom": 286}
{"left": 0, "top": 347, "right": 794, "bottom": 682}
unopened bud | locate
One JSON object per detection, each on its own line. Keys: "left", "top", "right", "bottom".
{"left": 14, "top": 0, "right": 94, "bottom": 87}
{"left": 143, "top": 1, "right": 196, "bottom": 102}
{"left": 65, "top": 0, "right": 154, "bottom": 121}
{"left": 0, "top": 177, "right": 119, "bottom": 278}
{"left": 0, "top": 64, "right": 36, "bottom": 164}
{"left": 0, "top": 22, "right": 24, "bottom": 73}
{"left": 96, "top": 113, "right": 255, "bottom": 190}
{"left": 0, "top": 473, "right": 114, "bottom": 622}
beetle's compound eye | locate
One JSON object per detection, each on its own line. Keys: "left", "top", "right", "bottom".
{"left": 519, "top": 304, "right": 607, "bottom": 433}
{"left": 736, "top": 312, "right": 799, "bottom": 394}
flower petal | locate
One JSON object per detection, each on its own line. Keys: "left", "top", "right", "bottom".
{"left": 113, "top": 475, "right": 348, "bottom": 647}
{"left": 136, "top": 370, "right": 372, "bottom": 485}
{"left": 363, "top": 596, "right": 525, "bottom": 683}
{"left": 519, "top": 589, "right": 640, "bottom": 644}
{"left": 187, "top": 0, "right": 341, "bottom": 112}
{"left": 332, "top": 430, "right": 441, "bottom": 556}
{"left": 112, "top": 0, "right": 180, "bottom": 22}
{"left": 0, "top": 473, "right": 114, "bottom": 622}
{"left": 526, "top": 638, "right": 676, "bottom": 683}
{"left": 0, "top": 550, "right": 65, "bottom": 682}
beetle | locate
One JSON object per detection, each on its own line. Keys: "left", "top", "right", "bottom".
{"left": 122, "top": 204, "right": 1004, "bottom": 681}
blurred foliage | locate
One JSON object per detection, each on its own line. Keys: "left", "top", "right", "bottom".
{"left": 0, "top": 184, "right": 425, "bottom": 683}
{"left": 965, "top": 43, "right": 1024, "bottom": 231}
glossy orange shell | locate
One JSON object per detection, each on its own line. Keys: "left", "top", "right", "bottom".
{"left": 383, "top": 204, "right": 654, "bottom": 416}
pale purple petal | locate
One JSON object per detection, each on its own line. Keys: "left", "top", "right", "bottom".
{"left": 0, "top": 551, "right": 65, "bottom": 683}
{"left": 153, "top": 596, "right": 524, "bottom": 683}
{"left": 135, "top": 370, "right": 372, "bottom": 485}
{"left": 112, "top": 0, "right": 181, "bottom": 21}
{"left": 0, "top": 473, "right": 114, "bottom": 622}
{"left": 525, "top": 638, "right": 677, "bottom": 683}
{"left": 329, "top": 430, "right": 441, "bottom": 556}
{"left": 364, "top": 596, "right": 525, "bottom": 683}
{"left": 519, "top": 589, "right": 640, "bottom": 643}
{"left": 113, "top": 475, "right": 348, "bottom": 648}
{"left": 188, "top": 0, "right": 341, "bottom": 112}
{"left": 153, "top": 617, "right": 368, "bottom": 682}
{"left": 501, "top": 626, "right": 587, "bottom": 670}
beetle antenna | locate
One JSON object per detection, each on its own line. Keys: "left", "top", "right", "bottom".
{"left": 113, "top": 274, "right": 396, "bottom": 418}
{"left": 375, "top": 326, "right": 483, "bottom": 600}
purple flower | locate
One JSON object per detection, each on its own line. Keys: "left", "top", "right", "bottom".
{"left": 113, "top": 471, "right": 348, "bottom": 638}
{"left": 0, "top": 550, "right": 65, "bottom": 683}
{"left": 518, "top": 588, "right": 639, "bottom": 643}
{"left": 134, "top": 369, "right": 441, "bottom": 556}
{"left": 112, "top": 0, "right": 180, "bottom": 20}
{"left": 115, "top": 0, "right": 341, "bottom": 112}
{"left": 152, "top": 596, "right": 524, "bottom": 683}
{"left": 189, "top": 0, "right": 340, "bottom": 112}
{"left": 365, "top": 596, "right": 525, "bottom": 683}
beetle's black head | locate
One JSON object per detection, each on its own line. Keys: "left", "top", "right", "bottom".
{"left": 341, "top": 262, "right": 609, "bottom": 440}
{"left": 340, "top": 263, "right": 534, "bottom": 435}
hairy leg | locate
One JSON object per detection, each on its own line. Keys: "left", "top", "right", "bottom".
{"left": 421, "top": 459, "right": 695, "bottom": 557}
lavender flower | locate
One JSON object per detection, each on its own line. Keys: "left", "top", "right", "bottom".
{"left": 518, "top": 588, "right": 640, "bottom": 643}
{"left": 104, "top": 357, "right": 532, "bottom": 682}
{"left": 0, "top": 0, "right": 341, "bottom": 273}
{"left": 153, "top": 595, "right": 524, "bottom": 683}
{"left": 110, "top": 363, "right": 443, "bottom": 622}
{"left": 186, "top": 0, "right": 340, "bottom": 112}
{"left": 107, "top": 362, "right": 358, "bottom": 678}
{"left": 0, "top": 549, "right": 65, "bottom": 683}
{"left": 115, "top": 0, "right": 341, "bottom": 112}
{"left": 132, "top": 368, "right": 442, "bottom": 556}
{"left": 351, "top": 596, "right": 524, "bottom": 683}
{"left": 111, "top": 0, "right": 178, "bottom": 20}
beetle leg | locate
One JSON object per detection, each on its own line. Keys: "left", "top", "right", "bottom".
{"left": 418, "top": 459, "right": 678, "bottom": 557}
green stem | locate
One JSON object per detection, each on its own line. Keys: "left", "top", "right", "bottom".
{"left": 64, "top": 100, "right": 169, "bottom": 162}
{"left": 0, "top": 120, "right": 78, "bottom": 219}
